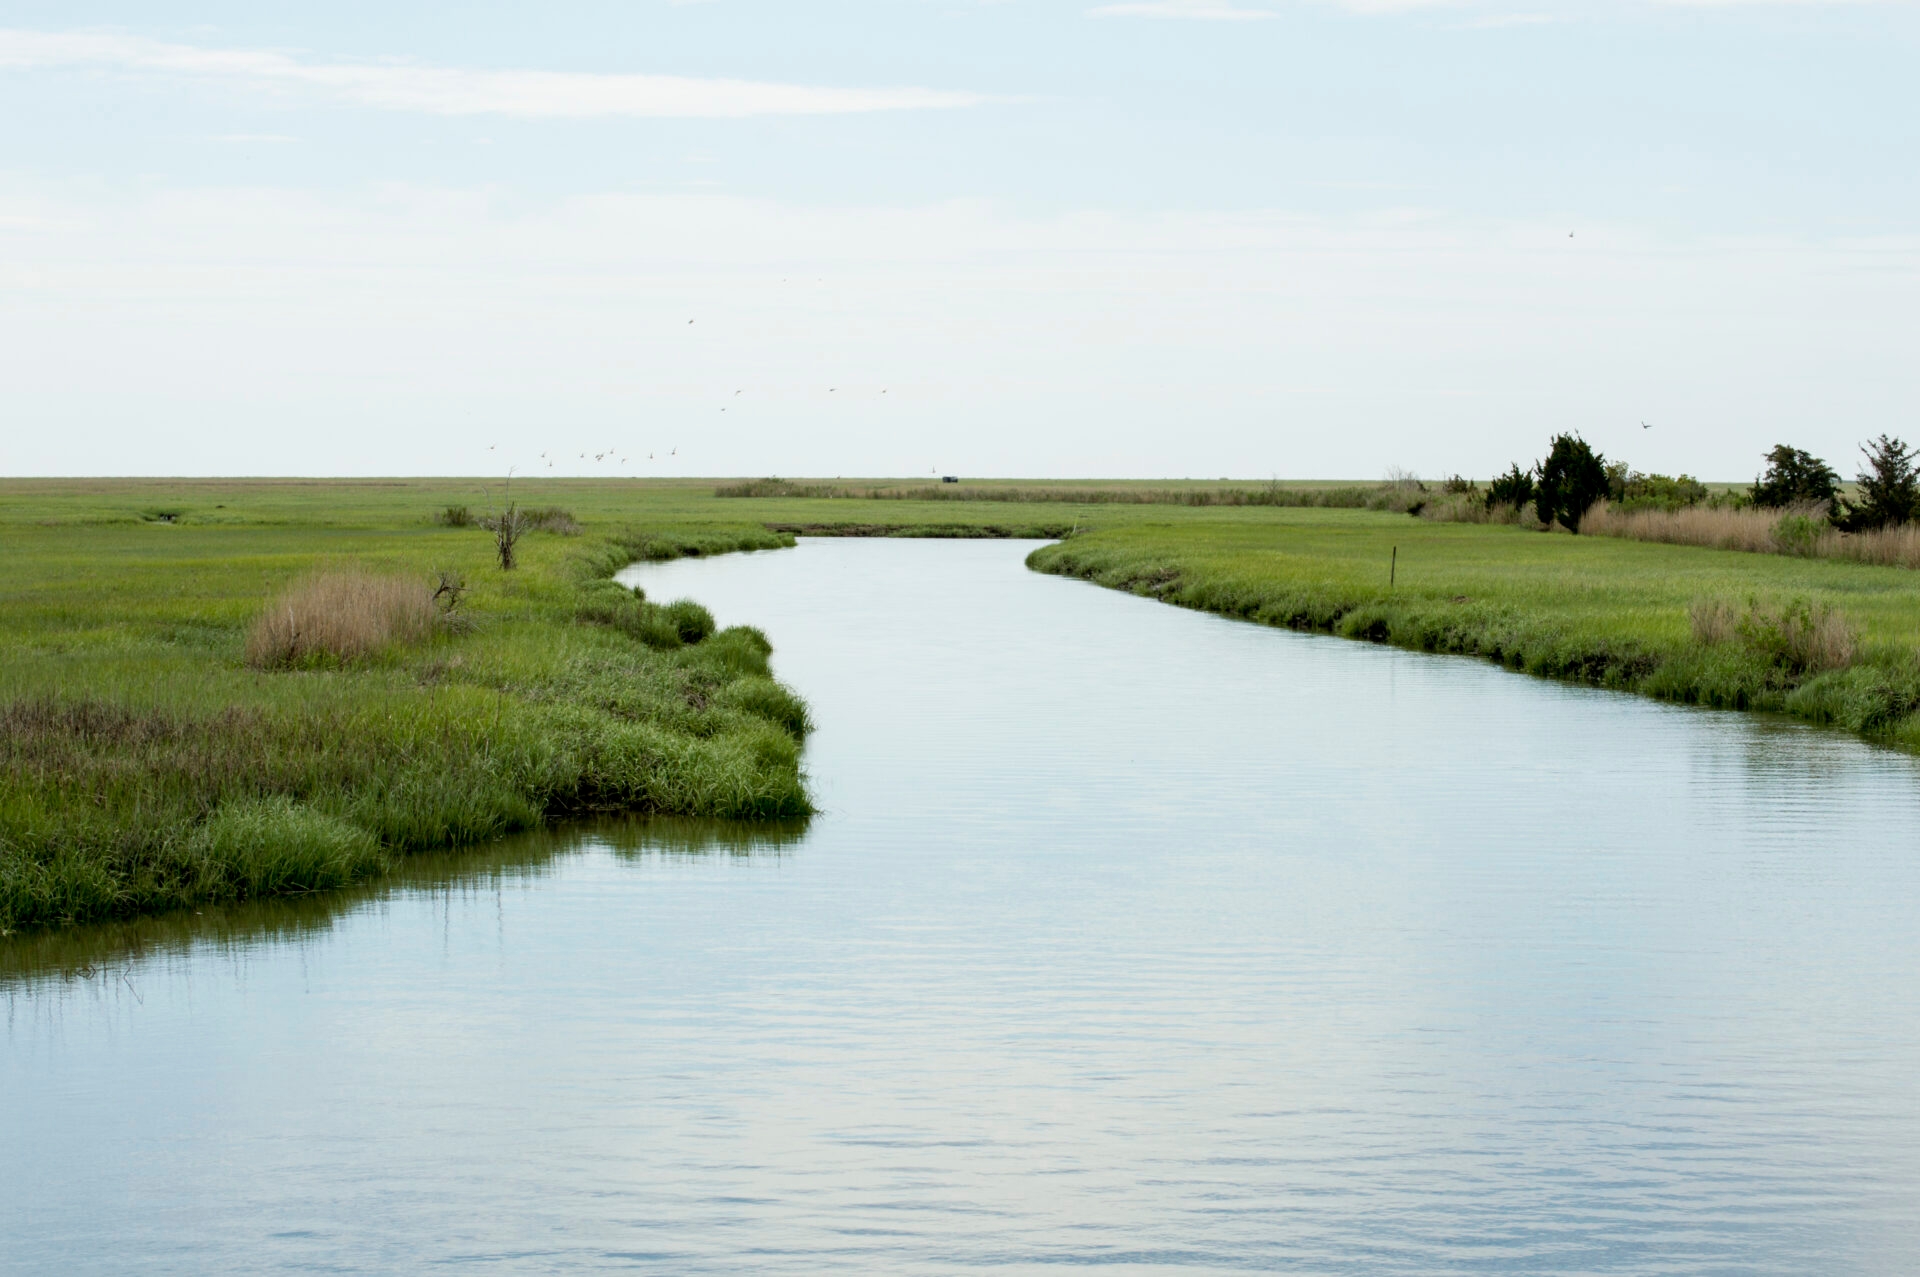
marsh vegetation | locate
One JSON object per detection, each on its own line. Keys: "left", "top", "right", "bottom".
{"left": 0, "top": 485, "right": 810, "bottom": 931}
{"left": 16, "top": 463, "right": 1920, "bottom": 931}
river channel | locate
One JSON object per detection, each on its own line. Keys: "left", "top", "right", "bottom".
{"left": 6, "top": 537, "right": 1920, "bottom": 1272}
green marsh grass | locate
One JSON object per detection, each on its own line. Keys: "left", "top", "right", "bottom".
{"left": 1027, "top": 509, "right": 1920, "bottom": 749}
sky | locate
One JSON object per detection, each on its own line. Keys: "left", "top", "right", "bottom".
{"left": 2, "top": 2, "right": 1917, "bottom": 480}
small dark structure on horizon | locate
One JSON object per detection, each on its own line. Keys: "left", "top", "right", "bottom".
{"left": 942, "top": 475, "right": 959, "bottom": 484}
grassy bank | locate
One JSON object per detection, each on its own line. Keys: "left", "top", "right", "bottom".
{"left": 0, "top": 482, "right": 815, "bottom": 931}
{"left": 1029, "top": 511, "right": 1920, "bottom": 749}
{"left": 15, "top": 475, "right": 1920, "bottom": 932}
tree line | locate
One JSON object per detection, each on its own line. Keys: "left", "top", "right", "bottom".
{"left": 1479, "top": 434, "right": 1920, "bottom": 534}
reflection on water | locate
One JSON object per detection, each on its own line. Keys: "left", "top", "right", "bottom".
{"left": 6, "top": 539, "right": 1920, "bottom": 1275}
{"left": 1, "top": 816, "right": 811, "bottom": 991}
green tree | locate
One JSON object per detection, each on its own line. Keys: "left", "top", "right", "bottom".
{"left": 1840, "top": 435, "right": 1919, "bottom": 531}
{"left": 1534, "top": 434, "right": 1609, "bottom": 533}
{"left": 1751, "top": 445, "right": 1839, "bottom": 516}
{"left": 1484, "top": 463, "right": 1535, "bottom": 511}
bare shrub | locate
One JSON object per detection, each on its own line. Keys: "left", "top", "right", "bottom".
{"left": 1741, "top": 599, "right": 1857, "bottom": 672}
{"left": 1690, "top": 596, "right": 1856, "bottom": 673}
{"left": 246, "top": 571, "right": 437, "bottom": 668}
{"left": 488, "top": 503, "right": 525, "bottom": 570}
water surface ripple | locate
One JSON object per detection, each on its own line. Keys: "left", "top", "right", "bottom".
{"left": 7, "top": 538, "right": 1920, "bottom": 1273}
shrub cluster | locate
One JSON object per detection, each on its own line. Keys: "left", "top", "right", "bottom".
{"left": 1690, "top": 597, "right": 1857, "bottom": 675}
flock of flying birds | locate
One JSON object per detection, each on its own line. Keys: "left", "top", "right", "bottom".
{"left": 482, "top": 310, "right": 900, "bottom": 473}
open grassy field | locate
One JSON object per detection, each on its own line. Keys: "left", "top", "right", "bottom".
{"left": 9, "top": 474, "right": 1920, "bottom": 930}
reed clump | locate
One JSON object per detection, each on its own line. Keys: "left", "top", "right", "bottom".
{"left": 245, "top": 571, "right": 438, "bottom": 669}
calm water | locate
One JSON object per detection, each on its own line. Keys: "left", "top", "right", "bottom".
{"left": 7, "top": 538, "right": 1920, "bottom": 1273}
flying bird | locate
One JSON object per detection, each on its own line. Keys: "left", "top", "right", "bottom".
{"left": 1642, "top": 421, "right": 1653, "bottom": 430}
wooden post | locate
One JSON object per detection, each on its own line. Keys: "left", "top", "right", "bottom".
{"left": 1390, "top": 545, "right": 1397, "bottom": 588}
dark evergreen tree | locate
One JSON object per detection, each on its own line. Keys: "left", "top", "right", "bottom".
{"left": 1751, "top": 445, "right": 1840, "bottom": 515}
{"left": 1534, "top": 434, "right": 1609, "bottom": 533}
{"left": 1840, "top": 435, "right": 1919, "bottom": 531}
{"left": 1484, "top": 463, "right": 1535, "bottom": 511}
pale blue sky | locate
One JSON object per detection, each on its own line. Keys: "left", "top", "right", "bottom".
{"left": 3, "top": 3, "right": 1916, "bottom": 479}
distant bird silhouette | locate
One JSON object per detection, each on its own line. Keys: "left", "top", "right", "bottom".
{"left": 671, "top": 448, "right": 677, "bottom": 456}
{"left": 735, "top": 389, "right": 742, "bottom": 396}
{"left": 1642, "top": 421, "right": 1653, "bottom": 429}
{"left": 687, "top": 319, "right": 694, "bottom": 324}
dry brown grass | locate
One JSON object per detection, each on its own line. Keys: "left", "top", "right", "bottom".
{"left": 1585, "top": 501, "right": 1789, "bottom": 553}
{"left": 245, "top": 570, "right": 436, "bottom": 668}
{"left": 1827, "top": 522, "right": 1920, "bottom": 569}
{"left": 1585, "top": 501, "right": 1920, "bottom": 570}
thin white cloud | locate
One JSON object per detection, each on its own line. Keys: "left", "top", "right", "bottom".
{"left": 1088, "top": 1, "right": 1278, "bottom": 17}
{"left": 0, "top": 28, "right": 991, "bottom": 118}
